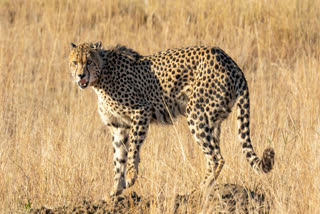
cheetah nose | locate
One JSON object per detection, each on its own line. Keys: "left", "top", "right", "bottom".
{"left": 78, "top": 73, "right": 85, "bottom": 79}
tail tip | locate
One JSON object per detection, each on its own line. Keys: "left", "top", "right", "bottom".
{"left": 262, "top": 147, "right": 275, "bottom": 173}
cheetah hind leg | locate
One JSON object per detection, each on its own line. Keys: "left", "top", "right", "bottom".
{"left": 187, "top": 111, "right": 225, "bottom": 192}
{"left": 202, "top": 124, "right": 225, "bottom": 190}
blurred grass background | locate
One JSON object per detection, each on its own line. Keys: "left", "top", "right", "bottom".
{"left": 0, "top": 0, "right": 319, "bottom": 213}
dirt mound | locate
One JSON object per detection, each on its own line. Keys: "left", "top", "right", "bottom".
{"left": 174, "top": 184, "right": 270, "bottom": 214}
{"left": 30, "top": 192, "right": 149, "bottom": 214}
{"left": 31, "top": 184, "right": 270, "bottom": 214}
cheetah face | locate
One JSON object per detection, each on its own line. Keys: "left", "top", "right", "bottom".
{"left": 69, "top": 42, "right": 102, "bottom": 89}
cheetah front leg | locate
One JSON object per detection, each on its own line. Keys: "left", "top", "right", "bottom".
{"left": 125, "top": 108, "right": 151, "bottom": 189}
{"left": 110, "top": 127, "right": 129, "bottom": 196}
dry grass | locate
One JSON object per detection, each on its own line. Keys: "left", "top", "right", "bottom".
{"left": 0, "top": 0, "right": 319, "bottom": 213}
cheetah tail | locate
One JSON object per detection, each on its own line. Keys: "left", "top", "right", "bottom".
{"left": 236, "top": 84, "right": 275, "bottom": 174}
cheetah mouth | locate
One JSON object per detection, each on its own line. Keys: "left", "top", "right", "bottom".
{"left": 77, "top": 71, "right": 90, "bottom": 89}
{"left": 78, "top": 78, "right": 89, "bottom": 89}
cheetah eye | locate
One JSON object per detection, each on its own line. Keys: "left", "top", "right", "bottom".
{"left": 87, "top": 60, "right": 93, "bottom": 65}
{"left": 72, "top": 61, "right": 78, "bottom": 66}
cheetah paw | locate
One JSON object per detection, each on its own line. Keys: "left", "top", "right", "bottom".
{"left": 110, "top": 182, "right": 126, "bottom": 197}
{"left": 126, "top": 167, "right": 138, "bottom": 188}
{"left": 110, "top": 189, "right": 123, "bottom": 197}
{"left": 200, "top": 175, "right": 216, "bottom": 192}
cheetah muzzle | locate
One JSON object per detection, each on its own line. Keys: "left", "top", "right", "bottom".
{"left": 78, "top": 75, "right": 89, "bottom": 89}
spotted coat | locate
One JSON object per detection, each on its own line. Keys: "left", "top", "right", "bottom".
{"left": 68, "top": 42, "right": 275, "bottom": 196}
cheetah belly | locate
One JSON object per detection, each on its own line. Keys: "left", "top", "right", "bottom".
{"left": 151, "top": 85, "right": 191, "bottom": 124}
{"left": 98, "top": 101, "right": 131, "bottom": 128}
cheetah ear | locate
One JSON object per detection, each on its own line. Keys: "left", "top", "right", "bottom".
{"left": 94, "top": 41, "right": 102, "bottom": 49}
{"left": 71, "top": 43, "right": 77, "bottom": 48}
{"left": 89, "top": 42, "right": 102, "bottom": 49}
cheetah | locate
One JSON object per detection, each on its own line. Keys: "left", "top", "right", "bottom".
{"left": 68, "top": 42, "right": 275, "bottom": 196}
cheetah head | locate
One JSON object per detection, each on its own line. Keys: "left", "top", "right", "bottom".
{"left": 69, "top": 42, "right": 103, "bottom": 89}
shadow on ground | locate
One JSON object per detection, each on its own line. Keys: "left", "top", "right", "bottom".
{"left": 31, "top": 183, "right": 270, "bottom": 214}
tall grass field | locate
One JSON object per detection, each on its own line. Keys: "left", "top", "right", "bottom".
{"left": 0, "top": 0, "right": 319, "bottom": 213}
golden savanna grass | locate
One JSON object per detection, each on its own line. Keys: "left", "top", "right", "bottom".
{"left": 0, "top": 0, "right": 319, "bottom": 213}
